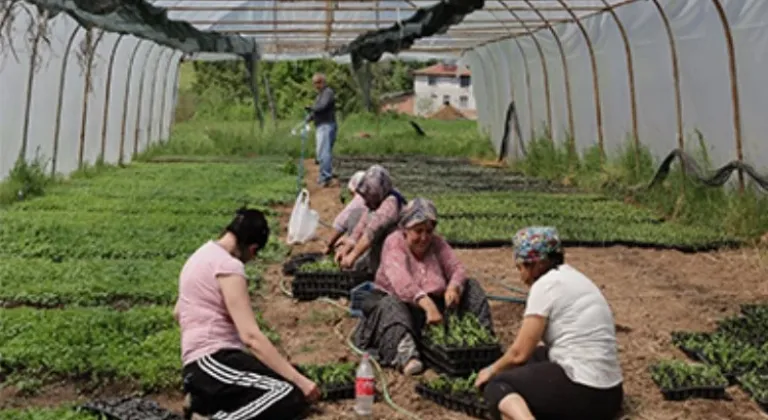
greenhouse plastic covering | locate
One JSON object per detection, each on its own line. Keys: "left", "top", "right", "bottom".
{"left": 2, "top": 0, "right": 768, "bottom": 187}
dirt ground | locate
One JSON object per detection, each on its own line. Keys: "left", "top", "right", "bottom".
{"left": 261, "top": 161, "right": 768, "bottom": 420}
{"left": 3, "top": 160, "right": 767, "bottom": 420}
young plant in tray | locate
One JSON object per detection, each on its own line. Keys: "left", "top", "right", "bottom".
{"left": 698, "top": 334, "right": 768, "bottom": 378}
{"left": 425, "top": 313, "right": 498, "bottom": 348}
{"left": 670, "top": 331, "right": 712, "bottom": 356}
{"left": 423, "top": 372, "right": 484, "bottom": 401}
{"left": 297, "top": 258, "right": 341, "bottom": 273}
{"left": 297, "top": 362, "right": 356, "bottom": 398}
{"left": 650, "top": 360, "right": 728, "bottom": 391}
{"left": 737, "top": 372, "right": 768, "bottom": 404}
{"left": 716, "top": 315, "right": 768, "bottom": 345}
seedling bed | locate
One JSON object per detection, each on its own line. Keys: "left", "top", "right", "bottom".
{"left": 740, "top": 303, "right": 768, "bottom": 321}
{"left": 415, "top": 374, "right": 489, "bottom": 419}
{"left": 292, "top": 272, "right": 372, "bottom": 301}
{"left": 446, "top": 238, "right": 739, "bottom": 254}
{"left": 670, "top": 331, "right": 710, "bottom": 361}
{"left": 650, "top": 360, "right": 728, "bottom": 401}
{"left": 282, "top": 252, "right": 325, "bottom": 276}
{"left": 737, "top": 372, "right": 768, "bottom": 415}
{"left": 421, "top": 313, "right": 501, "bottom": 376}
{"left": 716, "top": 316, "right": 768, "bottom": 346}
{"left": 296, "top": 363, "right": 380, "bottom": 402}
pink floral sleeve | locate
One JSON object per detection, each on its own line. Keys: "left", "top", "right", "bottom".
{"left": 348, "top": 195, "right": 399, "bottom": 245}
{"left": 378, "top": 233, "right": 426, "bottom": 303}
{"left": 434, "top": 236, "right": 468, "bottom": 291}
{"left": 333, "top": 195, "right": 365, "bottom": 232}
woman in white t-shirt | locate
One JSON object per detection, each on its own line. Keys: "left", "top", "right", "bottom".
{"left": 475, "top": 226, "right": 623, "bottom": 420}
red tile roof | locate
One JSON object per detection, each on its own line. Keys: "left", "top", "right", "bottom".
{"left": 413, "top": 63, "right": 471, "bottom": 77}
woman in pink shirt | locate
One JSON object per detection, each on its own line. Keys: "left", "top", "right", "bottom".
{"left": 176, "top": 208, "right": 320, "bottom": 419}
{"left": 335, "top": 164, "right": 407, "bottom": 273}
{"left": 324, "top": 170, "right": 367, "bottom": 255}
{"left": 352, "top": 198, "right": 494, "bottom": 376}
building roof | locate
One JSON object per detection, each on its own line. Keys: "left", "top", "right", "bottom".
{"left": 413, "top": 63, "right": 471, "bottom": 77}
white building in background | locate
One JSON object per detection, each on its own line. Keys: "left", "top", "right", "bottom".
{"left": 412, "top": 62, "right": 476, "bottom": 119}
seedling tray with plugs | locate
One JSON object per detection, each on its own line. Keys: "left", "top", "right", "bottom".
{"left": 415, "top": 384, "right": 488, "bottom": 419}
{"left": 421, "top": 341, "right": 501, "bottom": 377}
{"left": 291, "top": 271, "right": 373, "bottom": 301}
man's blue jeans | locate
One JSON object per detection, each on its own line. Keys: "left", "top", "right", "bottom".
{"left": 315, "top": 122, "right": 337, "bottom": 184}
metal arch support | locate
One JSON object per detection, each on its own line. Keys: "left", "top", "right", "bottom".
{"left": 100, "top": 34, "right": 125, "bottom": 162}
{"left": 133, "top": 43, "right": 160, "bottom": 157}
{"left": 20, "top": 6, "right": 48, "bottom": 161}
{"left": 520, "top": 0, "right": 575, "bottom": 145}
{"left": 119, "top": 40, "right": 146, "bottom": 165}
{"left": 498, "top": 2, "right": 553, "bottom": 138}
{"left": 648, "top": 0, "right": 683, "bottom": 153}
{"left": 710, "top": 0, "right": 744, "bottom": 192}
{"left": 158, "top": 51, "right": 181, "bottom": 144}
{"left": 599, "top": 0, "right": 639, "bottom": 166}
{"left": 554, "top": 0, "right": 604, "bottom": 159}
{"left": 51, "top": 25, "right": 83, "bottom": 176}
{"left": 78, "top": 29, "right": 106, "bottom": 168}
{"left": 147, "top": 48, "right": 172, "bottom": 147}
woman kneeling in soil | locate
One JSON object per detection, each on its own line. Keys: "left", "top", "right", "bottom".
{"left": 354, "top": 198, "right": 494, "bottom": 375}
{"left": 334, "top": 164, "right": 406, "bottom": 272}
{"left": 175, "top": 208, "right": 320, "bottom": 419}
{"left": 324, "top": 170, "right": 367, "bottom": 255}
{"left": 475, "top": 227, "right": 623, "bottom": 420}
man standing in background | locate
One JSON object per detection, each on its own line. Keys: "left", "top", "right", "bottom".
{"left": 306, "top": 73, "right": 337, "bottom": 187}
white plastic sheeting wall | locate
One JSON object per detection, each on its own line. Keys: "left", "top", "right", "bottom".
{"left": 0, "top": 4, "right": 183, "bottom": 181}
{"left": 464, "top": 0, "right": 768, "bottom": 173}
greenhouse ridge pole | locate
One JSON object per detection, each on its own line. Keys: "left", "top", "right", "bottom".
{"left": 78, "top": 29, "right": 106, "bottom": 169}
{"left": 599, "top": 0, "right": 640, "bottom": 171}
{"left": 148, "top": 48, "right": 171, "bottom": 147}
{"left": 100, "top": 34, "right": 125, "bottom": 162}
{"left": 20, "top": 6, "right": 48, "bottom": 162}
{"left": 710, "top": 0, "right": 744, "bottom": 192}
{"left": 648, "top": 0, "right": 683, "bottom": 153}
{"left": 51, "top": 26, "right": 82, "bottom": 176}
{"left": 521, "top": 0, "right": 575, "bottom": 146}
{"left": 158, "top": 52, "right": 180, "bottom": 144}
{"left": 120, "top": 40, "right": 145, "bottom": 165}
{"left": 498, "top": 3, "right": 552, "bottom": 139}
{"left": 554, "top": 0, "right": 604, "bottom": 160}
{"left": 134, "top": 43, "right": 159, "bottom": 157}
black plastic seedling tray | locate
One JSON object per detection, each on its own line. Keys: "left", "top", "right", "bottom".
{"left": 322, "top": 383, "right": 355, "bottom": 401}
{"left": 282, "top": 252, "right": 325, "bottom": 276}
{"left": 659, "top": 386, "right": 727, "bottom": 401}
{"left": 415, "top": 384, "right": 489, "bottom": 419}
{"left": 291, "top": 271, "right": 373, "bottom": 301}
{"left": 421, "top": 340, "right": 502, "bottom": 377}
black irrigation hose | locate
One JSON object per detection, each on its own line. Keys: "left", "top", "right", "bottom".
{"left": 643, "top": 148, "right": 768, "bottom": 192}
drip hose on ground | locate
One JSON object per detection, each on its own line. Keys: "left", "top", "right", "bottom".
{"left": 278, "top": 277, "right": 422, "bottom": 420}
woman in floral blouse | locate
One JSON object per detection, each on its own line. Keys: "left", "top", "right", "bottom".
{"left": 353, "top": 198, "right": 494, "bottom": 375}
{"left": 334, "top": 164, "right": 406, "bottom": 273}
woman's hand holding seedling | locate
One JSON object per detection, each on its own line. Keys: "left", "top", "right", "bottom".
{"left": 419, "top": 296, "right": 443, "bottom": 325}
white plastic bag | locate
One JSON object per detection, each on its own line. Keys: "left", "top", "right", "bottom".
{"left": 287, "top": 188, "right": 319, "bottom": 244}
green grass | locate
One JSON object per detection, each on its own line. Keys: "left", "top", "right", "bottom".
{"left": 139, "top": 113, "right": 495, "bottom": 161}
{"left": 0, "top": 407, "right": 101, "bottom": 420}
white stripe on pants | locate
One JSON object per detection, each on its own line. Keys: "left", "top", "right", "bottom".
{"left": 197, "top": 355, "right": 293, "bottom": 420}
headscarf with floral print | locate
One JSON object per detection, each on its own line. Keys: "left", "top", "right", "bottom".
{"left": 399, "top": 197, "right": 438, "bottom": 229}
{"left": 513, "top": 226, "right": 563, "bottom": 264}
{"left": 348, "top": 170, "right": 366, "bottom": 194}
{"left": 356, "top": 164, "right": 393, "bottom": 208}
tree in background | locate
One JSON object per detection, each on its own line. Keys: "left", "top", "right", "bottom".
{"left": 183, "top": 59, "right": 435, "bottom": 122}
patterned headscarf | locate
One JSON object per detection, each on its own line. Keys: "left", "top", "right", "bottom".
{"left": 513, "top": 226, "right": 563, "bottom": 264}
{"left": 356, "top": 165, "right": 393, "bottom": 208}
{"left": 399, "top": 197, "right": 438, "bottom": 229}
{"left": 348, "top": 171, "right": 366, "bottom": 194}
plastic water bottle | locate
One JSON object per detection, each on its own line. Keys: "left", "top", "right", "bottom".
{"left": 354, "top": 352, "right": 375, "bottom": 416}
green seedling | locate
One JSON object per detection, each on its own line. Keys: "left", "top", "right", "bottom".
{"left": 649, "top": 360, "right": 728, "bottom": 390}
{"left": 424, "top": 313, "right": 497, "bottom": 348}
{"left": 298, "top": 259, "right": 341, "bottom": 273}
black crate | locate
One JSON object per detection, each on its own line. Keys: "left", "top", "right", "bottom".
{"left": 421, "top": 340, "right": 502, "bottom": 377}
{"left": 291, "top": 271, "right": 373, "bottom": 301}
{"left": 282, "top": 252, "right": 325, "bottom": 276}
{"left": 659, "top": 386, "right": 727, "bottom": 401}
{"left": 415, "top": 383, "right": 489, "bottom": 419}
{"left": 323, "top": 383, "right": 355, "bottom": 401}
